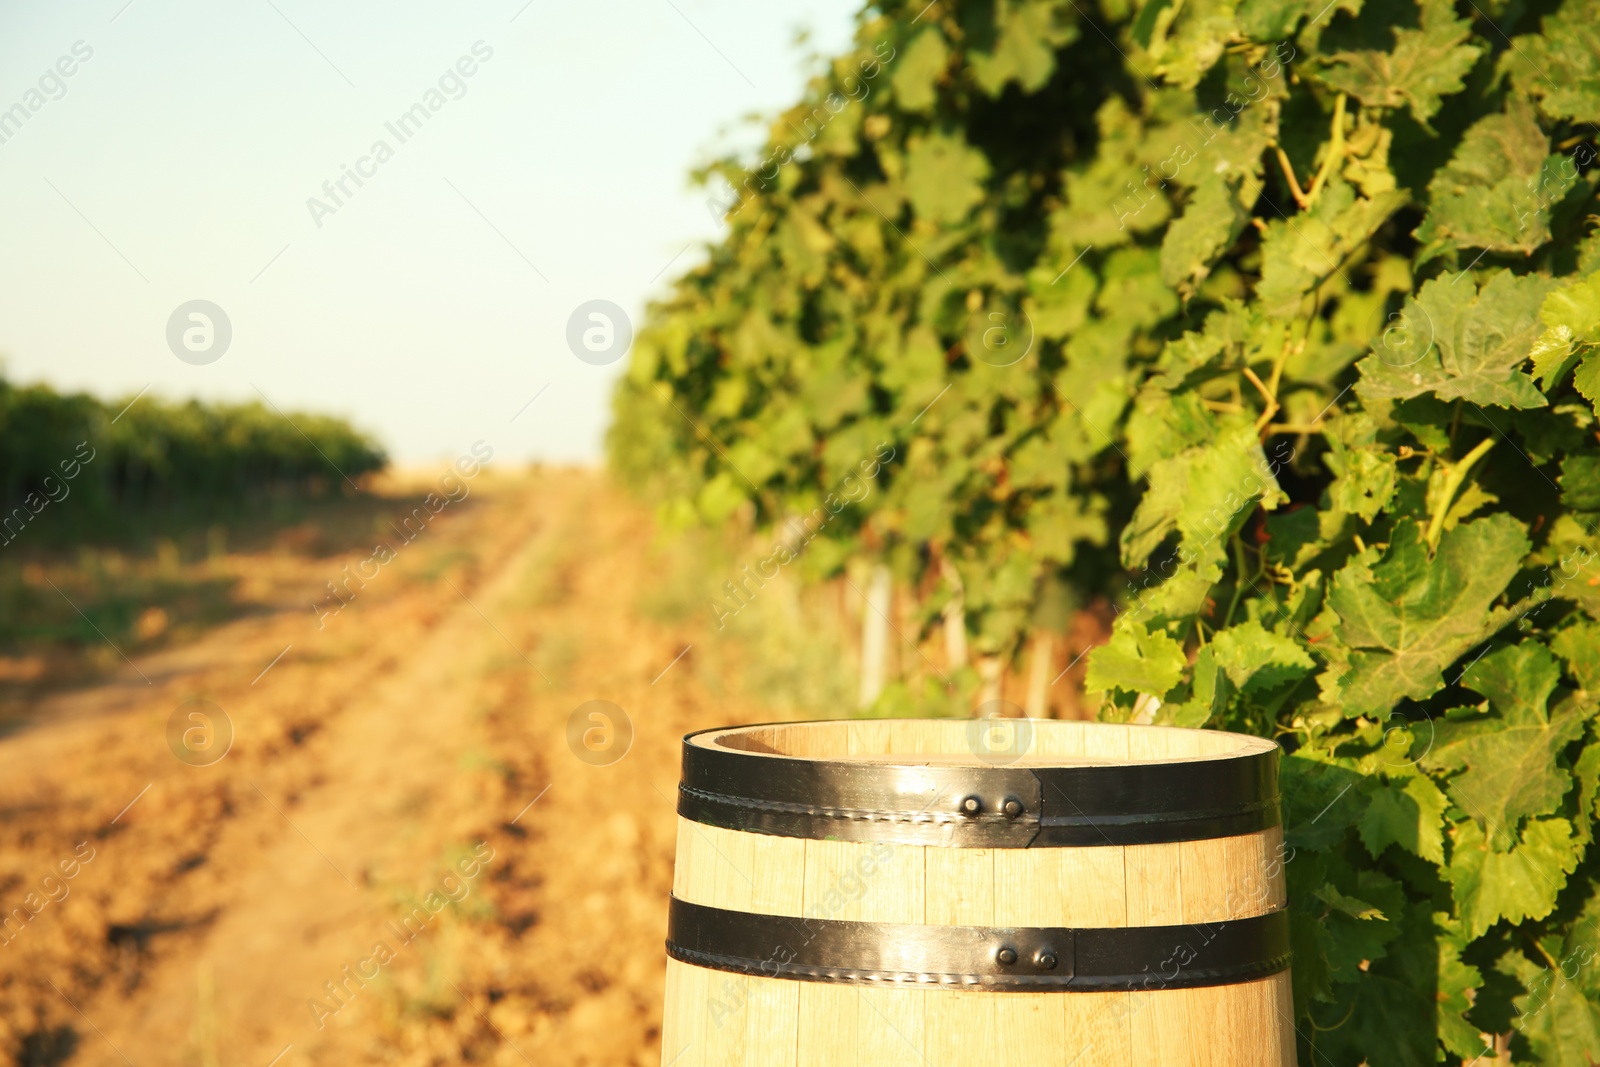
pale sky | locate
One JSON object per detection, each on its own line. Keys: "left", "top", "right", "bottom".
{"left": 0, "top": 0, "right": 859, "bottom": 463}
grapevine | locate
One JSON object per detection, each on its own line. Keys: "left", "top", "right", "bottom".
{"left": 610, "top": 0, "right": 1600, "bottom": 1060}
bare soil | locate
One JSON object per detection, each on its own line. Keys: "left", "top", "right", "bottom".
{"left": 0, "top": 468, "right": 771, "bottom": 1067}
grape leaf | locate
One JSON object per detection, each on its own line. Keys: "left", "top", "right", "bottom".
{"left": 1354, "top": 270, "right": 1554, "bottom": 409}
{"left": 1209, "top": 618, "right": 1315, "bottom": 692}
{"left": 1531, "top": 270, "right": 1600, "bottom": 394}
{"left": 1503, "top": 879, "right": 1600, "bottom": 1063}
{"left": 1160, "top": 170, "right": 1252, "bottom": 297}
{"left": 1161, "top": 644, "right": 1232, "bottom": 727}
{"left": 890, "top": 28, "right": 949, "bottom": 113}
{"left": 1507, "top": 954, "right": 1600, "bottom": 1062}
{"left": 968, "top": 0, "right": 1072, "bottom": 97}
{"left": 1326, "top": 516, "right": 1531, "bottom": 719}
{"left": 1144, "top": 0, "right": 1235, "bottom": 89}
{"left": 1414, "top": 97, "right": 1569, "bottom": 256}
{"left": 1314, "top": 0, "right": 1482, "bottom": 127}
{"left": 1554, "top": 621, "right": 1600, "bottom": 692}
{"left": 1120, "top": 421, "right": 1289, "bottom": 571}
{"left": 1282, "top": 753, "right": 1366, "bottom": 850}
{"left": 1235, "top": 0, "right": 1313, "bottom": 41}
{"left": 1505, "top": 0, "right": 1600, "bottom": 125}
{"left": 1434, "top": 911, "right": 1488, "bottom": 1060}
{"left": 1311, "top": 898, "right": 1450, "bottom": 1067}
{"left": 1358, "top": 773, "right": 1448, "bottom": 863}
{"left": 1459, "top": 640, "right": 1563, "bottom": 722}
{"left": 1314, "top": 869, "right": 1406, "bottom": 984}
{"left": 1256, "top": 180, "right": 1408, "bottom": 318}
{"left": 1084, "top": 622, "right": 1187, "bottom": 698}
{"left": 903, "top": 133, "right": 989, "bottom": 225}
{"left": 1576, "top": 739, "right": 1600, "bottom": 848}
{"left": 1326, "top": 440, "right": 1398, "bottom": 521}
{"left": 1422, "top": 643, "right": 1584, "bottom": 850}
{"left": 1563, "top": 454, "right": 1600, "bottom": 513}
{"left": 1446, "top": 817, "right": 1580, "bottom": 940}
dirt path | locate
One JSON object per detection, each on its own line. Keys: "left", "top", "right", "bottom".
{"left": 0, "top": 469, "right": 758, "bottom": 1067}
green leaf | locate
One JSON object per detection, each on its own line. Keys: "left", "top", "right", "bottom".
{"left": 1121, "top": 421, "right": 1289, "bottom": 570}
{"left": 1312, "top": 902, "right": 1465, "bottom": 1067}
{"left": 1282, "top": 753, "right": 1366, "bottom": 850}
{"left": 968, "top": 0, "right": 1072, "bottom": 97}
{"left": 1314, "top": 0, "right": 1483, "bottom": 127}
{"left": 1315, "top": 883, "right": 1389, "bottom": 921}
{"left": 890, "top": 28, "right": 949, "bottom": 113}
{"left": 1160, "top": 170, "right": 1252, "bottom": 298}
{"left": 1460, "top": 640, "right": 1563, "bottom": 721}
{"left": 1326, "top": 442, "right": 1399, "bottom": 521}
{"left": 1161, "top": 645, "right": 1232, "bottom": 727}
{"left": 1532, "top": 270, "right": 1600, "bottom": 396}
{"left": 1354, "top": 270, "right": 1554, "bottom": 409}
{"left": 1546, "top": 267, "right": 1600, "bottom": 330}
{"left": 1505, "top": 0, "right": 1600, "bottom": 125}
{"left": 1563, "top": 453, "right": 1600, "bottom": 512}
{"left": 1414, "top": 97, "right": 1569, "bottom": 256}
{"left": 1023, "top": 490, "right": 1109, "bottom": 565}
{"left": 1554, "top": 621, "right": 1600, "bottom": 692}
{"left": 1502, "top": 878, "right": 1600, "bottom": 1063}
{"left": 903, "top": 133, "right": 989, "bottom": 226}
{"left": 1576, "top": 353, "right": 1600, "bottom": 419}
{"left": 1446, "top": 816, "right": 1581, "bottom": 940}
{"left": 1436, "top": 911, "right": 1488, "bottom": 1060}
{"left": 1143, "top": 0, "right": 1236, "bottom": 89}
{"left": 1235, "top": 0, "right": 1312, "bottom": 40}
{"left": 1256, "top": 180, "right": 1408, "bottom": 318}
{"left": 1422, "top": 643, "right": 1584, "bottom": 849}
{"left": 1358, "top": 773, "right": 1448, "bottom": 863}
{"left": 1326, "top": 516, "right": 1531, "bottom": 719}
{"left": 1315, "top": 869, "right": 1408, "bottom": 983}
{"left": 1576, "top": 739, "right": 1600, "bottom": 848}
{"left": 1209, "top": 618, "right": 1315, "bottom": 692}
{"left": 1506, "top": 947, "right": 1600, "bottom": 1062}
{"left": 1084, "top": 622, "right": 1187, "bottom": 698}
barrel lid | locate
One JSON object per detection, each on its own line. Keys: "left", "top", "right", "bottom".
{"left": 678, "top": 718, "right": 1280, "bottom": 848}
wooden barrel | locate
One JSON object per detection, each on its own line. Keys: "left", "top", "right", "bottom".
{"left": 661, "top": 718, "right": 1292, "bottom": 1067}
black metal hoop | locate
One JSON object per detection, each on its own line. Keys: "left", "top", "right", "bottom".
{"left": 667, "top": 897, "right": 1291, "bottom": 991}
{"left": 678, "top": 724, "right": 1281, "bottom": 848}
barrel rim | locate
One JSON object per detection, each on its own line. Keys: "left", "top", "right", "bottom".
{"left": 679, "top": 718, "right": 1282, "bottom": 848}
{"left": 687, "top": 718, "right": 1279, "bottom": 765}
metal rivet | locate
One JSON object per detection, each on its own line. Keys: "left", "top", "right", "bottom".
{"left": 996, "top": 946, "right": 1017, "bottom": 966}
{"left": 1002, "top": 797, "right": 1024, "bottom": 819}
{"left": 960, "top": 795, "right": 982, "bottom": 816}
{"left": 1036, "top": 950, "right": 1058, "bottom": 971}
